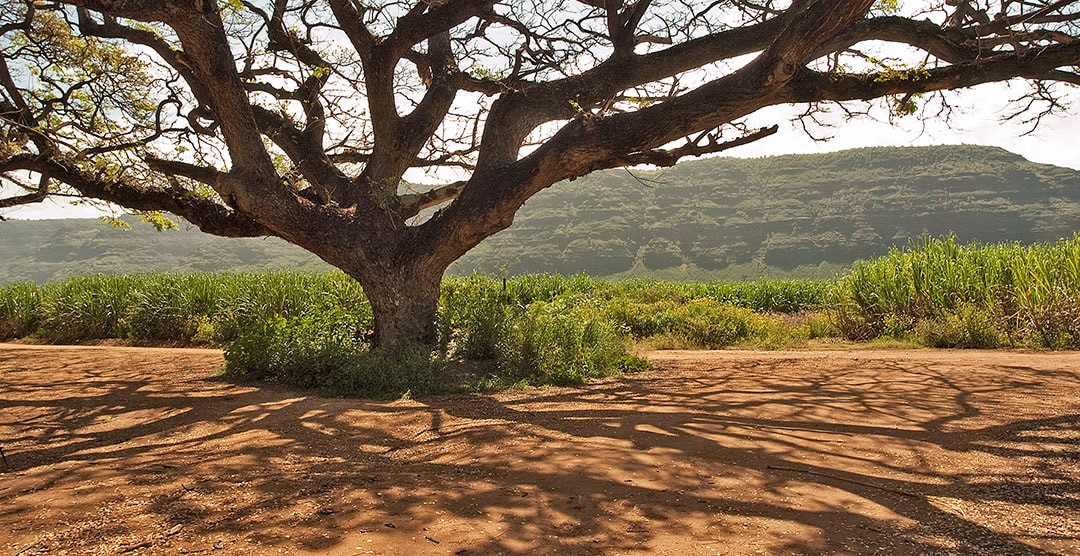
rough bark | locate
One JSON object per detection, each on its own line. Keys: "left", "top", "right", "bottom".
{"left": 359, "top": 264, "right": 444, "bottom": 349}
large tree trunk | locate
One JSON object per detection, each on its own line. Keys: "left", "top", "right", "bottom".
{"left": 359, "top": 264, "right": 443, "bottom": 349}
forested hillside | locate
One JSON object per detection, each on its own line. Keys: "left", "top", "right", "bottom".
{"left": 2, "top": 145, "right": 1078, "bottom": 283}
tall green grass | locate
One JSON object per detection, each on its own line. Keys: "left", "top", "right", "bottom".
{"left": 0, "top": 282, "right": 42, "bottom": 339}
{"left": 829, "top": 235, "right": 1080, "bottom": 348}
{"left": 37, "top": 274, "right": 137, "bottom": 342}
{"left": 439, "top": 274, "right": 829, "bottom": 312}
{"left": 0, "top": 271, "right": 371, "bottom": 344}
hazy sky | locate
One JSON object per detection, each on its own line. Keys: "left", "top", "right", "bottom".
{"left": 737, "top": 80, "right": 1080, "bottom": 169}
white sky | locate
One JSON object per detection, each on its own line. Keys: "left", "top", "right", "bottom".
{"left": 735, "top": 81, "right": 1080, "bottom": 169}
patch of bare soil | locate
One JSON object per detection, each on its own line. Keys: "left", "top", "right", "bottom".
{"left": 1, "top": 344, "right": 1078, "bottom": 555}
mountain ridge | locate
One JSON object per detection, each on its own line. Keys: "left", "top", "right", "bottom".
{"left": 2, "top": 144, "right": 1078, "bottom": 283}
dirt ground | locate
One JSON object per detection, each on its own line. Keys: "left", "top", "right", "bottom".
{"left": 1, "top": 344, "right": 1078, "bottom": 555}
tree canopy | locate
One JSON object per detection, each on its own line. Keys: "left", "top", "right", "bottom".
{"left": 2, "top": 0, "right": 1079, "bottom": 345}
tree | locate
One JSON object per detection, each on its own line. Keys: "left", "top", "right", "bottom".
{"left": 1, "top": 0, "right": 1078, "bottom": 348}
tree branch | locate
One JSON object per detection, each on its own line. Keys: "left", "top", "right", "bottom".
{"left": 386, "top": 0, "right": 498, "bottom": 57}
{"left": 785, "top": 40, "right": 1080, "bottom": 104}
{"left": 0, "top": 171, "right": 50, "bottom": 209}
{"left": 592, "top": 124, "right": 779, "bottom": 169}
{"left": 2, "top": 154, "right": 271, "bottom": 237}
{"left": 398, "top": 180, "right": 468, "bottom": 218}
{"left": 144, "top": 156, "right": 223, "bottom": 185}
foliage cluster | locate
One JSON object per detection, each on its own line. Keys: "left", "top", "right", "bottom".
{"left": 224, "top": 310, "right": 445, "bottom": 398}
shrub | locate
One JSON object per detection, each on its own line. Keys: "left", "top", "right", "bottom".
{"left": 224, "top": 310, "right": 369, "bottom": 389}
{"left": 749, "top": 316, "right": 809, "bottom": 350}
{"left": 914, "top": 313, "right": 965, "bottom": 348}
{"left": 497, "top": 300, "right": 629, "bottom": 385}
{"left": 914, "top": 306, "right": 1004, "bottom": 349}
{"left": 324, "top": 344, "right": 447, "bottom": 398}
{"left": 959, "top": 306, "right": 1005, "bottom": 349}
{"left": 605, "top": 297, "right": 759, "bottom": 349}
{"left": 440, "top": 278, "right": 518, "bottom": 360}
{"left": 671, "top": 300, "right": 758, "bottom": 348}
{"left": 223, "top": 309, "right": 439, "bottom": 397}
{"left": 802, "top": 311, "right": 839, "bottom": 339}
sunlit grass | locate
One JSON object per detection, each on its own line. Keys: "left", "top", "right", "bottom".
{"left": 829, "top": 234, "right": 1080, "bottom": 348}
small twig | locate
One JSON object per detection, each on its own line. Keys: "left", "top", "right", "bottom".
{"left": 766, "top": 465, "right": 919, "bottom": 498}
{"left": 0, "top": 446, "right": 9, "bottom": 468}
{"left": 11, "top": 541, "right": 40, "bottom": 556}
{"left": 119, "top": 540, "right": 152, "bottom": 553}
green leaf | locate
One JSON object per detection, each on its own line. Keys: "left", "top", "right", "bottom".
{"left": 136, "top": 211, "right": 179, "bottom": 231}
{"left": 99, "top": 215, "right": 132, "bottom": 230}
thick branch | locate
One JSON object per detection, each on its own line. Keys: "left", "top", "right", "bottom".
{"left": 386, "top": 0, "right": 498, "bottom": 57}
{"left": 817, "top": 16, "right": 976, "bottom": 63}
{"left": 398, "top": 180, "right": 467, "bottom": 218}
{"left": 3, "top": 154, "right": 271, "bottom": 237}
{"left": 474, "top": 14, "right": 789, "bottom": 170}
{"left": 428, "top": 0, "right": 876, "bottom": 267}
{"left": 327, "top": 0, "right": 375, "bottom": 60}
{"left": 785, "top": 40, "right": 1080, "bottom": 104}
{"left": 145, "top": 156, "right": 222, "bottom": 185}
{"left": 0, "top": 172, "right": 50, "bottom": 209}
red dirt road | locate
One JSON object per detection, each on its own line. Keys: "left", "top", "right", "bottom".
{"left": 1, "top": 344, "right": 1078, "bottom": 555}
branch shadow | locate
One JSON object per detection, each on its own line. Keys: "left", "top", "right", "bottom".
{"left": 1, "top": 346, "right": 1078, "bottom": 555}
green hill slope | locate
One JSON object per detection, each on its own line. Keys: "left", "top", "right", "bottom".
{"left": 3, "top": 144, "right": 1078, "bottom": 283}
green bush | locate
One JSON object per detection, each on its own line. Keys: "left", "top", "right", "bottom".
{"left": 224, "top": 310, "right": 445, "bottom": 397}
{"left": 959, "top": 306, "right": 1005, "bottom": 349}
{"left": 672, "top": 300, "right": 758, "bottom": 348}
{"left": 324, "top": 344, "right": 447, "bottom": 398}
{"left": 224, "top": 310, "right": 368, "bottom": 388}
{"left": 749, "top": 316, "right": 809, "bottom": 350}
{"left": 802, "top": 311, "right": 839, "bottom": 339}
{"left": 914, "top": 313, "right": 965, "bottom": 348}
{"left": 497, "top": 300, "right": 630, "bottom": 386}
{"left": 605, "top": 297, "right": 759, "bottom": 349}
{"left": 913, "top": 306, "right": 1004, "bottom": 349}
{"left": 439, "top": 277, "right": 519, "bottom": 360}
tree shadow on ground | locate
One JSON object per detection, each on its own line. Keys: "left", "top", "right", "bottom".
{"left": 1, "top": 346, "right": 1078, "bottom": 555}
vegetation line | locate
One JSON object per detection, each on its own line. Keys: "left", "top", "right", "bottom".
{"left": 1, "top": 235, "right": 1077, "bottom": 397}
